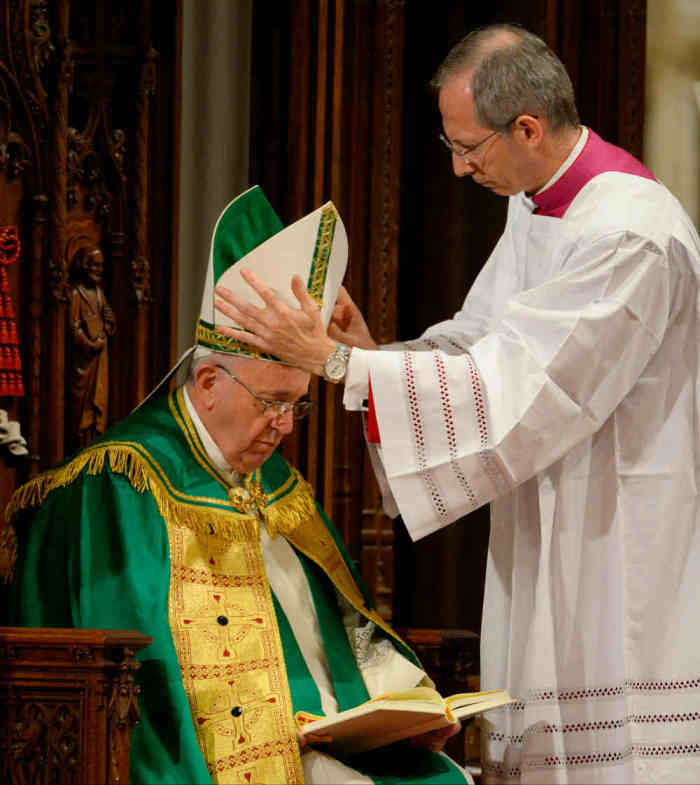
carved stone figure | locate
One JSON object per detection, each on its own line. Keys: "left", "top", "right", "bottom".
{"left": 67, "top": 245, "right": 116, "bottom": 450}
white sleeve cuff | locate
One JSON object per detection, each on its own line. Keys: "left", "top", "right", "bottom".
{"left": 343, "top": 348, "right": 371, "bottom": 410}
{"left": 343, "top": 344, "right": 408, "bottom": 411}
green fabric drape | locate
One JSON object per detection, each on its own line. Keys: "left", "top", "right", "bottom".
{"left": 12, "top": 469, "right": 211, "bottom": 785}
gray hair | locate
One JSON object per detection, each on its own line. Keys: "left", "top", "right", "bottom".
{"left": 431, "top": 24, "right": 579, "bottom": 132}
{"left": 186, "top": 349, "right": 248, "bottom": 383}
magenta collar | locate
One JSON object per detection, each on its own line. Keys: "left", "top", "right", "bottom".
{"left": 532, "top": 130, "right": 656, "bottom": 218}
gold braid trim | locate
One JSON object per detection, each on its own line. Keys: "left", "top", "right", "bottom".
{"left": 306, "top": 204, "right": 337, "bottom": 305}
{"left": 5, "top": 447, "right": 136, "bottom": 523}
{"left": 195, "top": 321, "right": 280, "bottom": 363}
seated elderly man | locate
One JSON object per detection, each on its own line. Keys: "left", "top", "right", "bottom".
{"left": 4, "top": 188, "right": 470, "bottom": 785}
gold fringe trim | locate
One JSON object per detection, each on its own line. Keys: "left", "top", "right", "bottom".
{"left": 2, "top": 444, "right": 319, "bottom": 583}
{"left": 2, "top": 443, "right": 266, "bottom": 582}
{"left": 263, "top": 472, "right": 317, "bottom": 541}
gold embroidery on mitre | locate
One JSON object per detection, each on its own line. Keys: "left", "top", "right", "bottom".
{"left": 306, "top": 204, "right": 337, "bottom": 306}
{"left": 166, "top": 521, "right": 304, "bottom": 785}
{"left": 195, "top": 321, "right": 280, "bottom": 363}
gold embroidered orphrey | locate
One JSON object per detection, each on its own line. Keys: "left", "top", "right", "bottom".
{"left": 167, "top": 518, "right": 304, "bottom": 785}
{"left": 164, "top": 497, "right": 408, "bottom": 785}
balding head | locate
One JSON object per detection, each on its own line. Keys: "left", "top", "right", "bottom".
{"left": 431, "top": 24, "right": 579, "bottom": 133}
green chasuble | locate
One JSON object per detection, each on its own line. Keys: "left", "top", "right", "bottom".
{"left": 5, "top": 389, "right": 467, "bottom": 785}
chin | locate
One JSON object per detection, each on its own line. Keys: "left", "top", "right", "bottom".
{"left": 490, "top": 184, "right": 518, "bottom": 196}
{"left": 232, "top": 458, "right": 265, "bottom": 475}
{"left": 234, "top": 448, "right": 276, "bottom": 474}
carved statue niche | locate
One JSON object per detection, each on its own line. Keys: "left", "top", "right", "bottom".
{"left": 66, "top": 240, "right": 116, "bottom": 452}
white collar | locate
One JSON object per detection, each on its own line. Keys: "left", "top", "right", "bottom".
{"left": 182, "top": 385, "right": 241, "bottom": 484}
{"left": 534, "top": 125, "right": 588, "bottom": 195}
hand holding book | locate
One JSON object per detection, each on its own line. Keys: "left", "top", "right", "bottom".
{"left": 405, "top": 719, "right": 462, "bottom": 753}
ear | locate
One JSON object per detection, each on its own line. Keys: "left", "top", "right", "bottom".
{"left": 512, "top": 114, "right": 543, "bottom": 146}
{"left": 192, "top": 363, "right": 219, "bottom": 410}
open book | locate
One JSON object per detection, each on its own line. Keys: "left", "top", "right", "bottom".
{"left": 295, "top": 686, "right": 515, "bottom": 756}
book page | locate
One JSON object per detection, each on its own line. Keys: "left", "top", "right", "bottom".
{"left": 296, "top": 688, "right": 515, "bottom": 755}
{"left": 447, "top": 690, "right": 515, "bottom": 720}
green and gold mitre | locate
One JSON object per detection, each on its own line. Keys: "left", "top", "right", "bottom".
{"left": 196, "top": 185, "right": 348, "bottom": 361}
{"left": 139, "top": 186, "right": 348, "bottom": 405}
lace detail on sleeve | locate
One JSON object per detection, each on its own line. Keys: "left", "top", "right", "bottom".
{"left": 336, "top": 593, "right": 430, "bottom": 696}
{"left": 338, "top": 593, "right": 396, "bottom": 670}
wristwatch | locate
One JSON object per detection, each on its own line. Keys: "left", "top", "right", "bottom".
{"left": 322, "top": 342, "right": 351, "bottom": 383}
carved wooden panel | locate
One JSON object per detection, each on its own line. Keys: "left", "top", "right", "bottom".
{"left": 0, "top": 1, "right": 180, "bottom": 519}
{"left": 250, "top": 0, "right": 405, "bottom": 621}
{"left": 0, "top": 626, "right": 151, "bottom": 785}
{"left": 0, "top": 0, "right": 49, "bottom": 519}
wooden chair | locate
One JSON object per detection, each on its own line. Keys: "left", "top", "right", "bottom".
{"left": 0, "top": 627, "right": 151, "bottom": 785}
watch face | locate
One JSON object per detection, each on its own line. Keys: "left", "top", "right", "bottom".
{"left": 325, "top": 356, "right": 346, "bottom": 380}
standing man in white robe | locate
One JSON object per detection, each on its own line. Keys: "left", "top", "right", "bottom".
{"left": 214, "top": 23, "right": 700, "bottom": 784}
